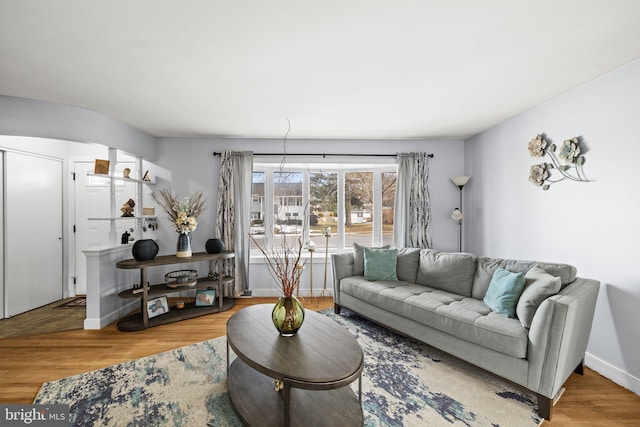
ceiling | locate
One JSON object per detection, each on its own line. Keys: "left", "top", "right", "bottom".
{"left": 1, "top": 1, "right": 640, "bottom": 140}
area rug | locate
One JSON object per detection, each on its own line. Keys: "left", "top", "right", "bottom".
{"left": 34, "top": 309, "right": 542, "bottom": 427}
{"left": 55, "top": 297, "right": 86, "bottom": 308}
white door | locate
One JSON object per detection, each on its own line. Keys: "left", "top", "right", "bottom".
{"left": 5, "top": 151, "right": 63, "bottom": 317}
{"left": 73, "top": 162, "right": 135, "bottom": 295}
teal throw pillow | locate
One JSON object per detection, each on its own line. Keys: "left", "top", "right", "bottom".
{"left": 353, "top": 243, "right": 390, "bottom": 276}
{"left": 483, "top": 268, "right": 526, "bottom": 318}
{"left": 364, "top": 247, "right": 398, "bottom": 281}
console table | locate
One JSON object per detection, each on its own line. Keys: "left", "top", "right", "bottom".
{"left": 116, "top": 251, "right": 235, "bottom": 331}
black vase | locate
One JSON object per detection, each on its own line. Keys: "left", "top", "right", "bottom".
{"left": 205, "top": 238, "right": 225, "bottom": 254}
{"left": 132, "top": 239, "right": 159, "bottom": 261}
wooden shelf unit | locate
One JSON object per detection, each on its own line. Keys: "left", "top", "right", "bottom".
{"left": 116, "top": 251, "right": 235, "bottom": 331}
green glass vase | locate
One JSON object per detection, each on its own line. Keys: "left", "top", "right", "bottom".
{"left": 272, "top": 295, "right": 305, "bottom": 336}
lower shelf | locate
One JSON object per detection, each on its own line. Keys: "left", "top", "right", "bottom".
{"left": 228, "top": 358, "right": 363, "bottom": 426}
{"left": 116, "top": 298, "right": 235, "bottom": 332}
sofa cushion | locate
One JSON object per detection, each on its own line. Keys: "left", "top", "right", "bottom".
{"left": 416, "top": 249, "right": 476, "bottom": 297}
{"left": 340, "top": 276, "right": 528, "bottom": 358}
{"left": 364, "top": 247, "right": 398, "bottom": 281}
{"left": 404, "top": 295, "right": 528, "bottom": 358}
{"left": 483, "top": 268, "right": 526, "bottom": 318}
{"left": 353, "top": 243, "right": 390, "bottom": 276}
{"left": 396, "top": 248, "right": 421, "bottom": 283}
{"left": 516, "top": 265, "right": 562, "bottom": 328}
{"left": 471, "top": 257, "right": 577, "bottom": 300}
{"left": 340, "top": 277, "right": 417, "bottom": 313}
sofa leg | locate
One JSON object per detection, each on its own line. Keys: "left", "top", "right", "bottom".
{"left": 536, "top": 394, "right": 553, "bottom": 421}
{"left": 334, "top": 303, "right": 341, "bottom": 315}
{"left": 574, "top": 358, "right": 585, "bottom": 375}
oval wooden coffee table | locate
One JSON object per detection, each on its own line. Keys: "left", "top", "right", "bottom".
{"left": 226, "top": 304, "right": 364, "bottom": 426}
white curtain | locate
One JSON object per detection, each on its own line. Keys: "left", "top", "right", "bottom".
{"left": 215, "top": 151, "right": 253, "bottom": 295}
{"left": 394, "top": 152, "right": 433, "bottom": 249}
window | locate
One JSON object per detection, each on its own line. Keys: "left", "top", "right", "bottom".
{"left": 251, "top": 163, "right": 397, "bottom": 255}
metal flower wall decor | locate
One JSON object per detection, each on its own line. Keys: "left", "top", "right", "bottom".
{"left": 528, "top": 134, "right": 590, "bottom": 190}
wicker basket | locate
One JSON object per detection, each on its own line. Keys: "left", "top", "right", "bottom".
{"left": 164, "top": 269, "right": 198, "bottom": 288}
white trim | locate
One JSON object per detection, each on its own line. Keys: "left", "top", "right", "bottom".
{"left": 250, "top": 289, "right": 334, "bottom": 298}
{"left": 83, "top": 299, "right": 138, "bottom": 330}
{"left": 585, "top": 352, "right": 640, "bottom": 396}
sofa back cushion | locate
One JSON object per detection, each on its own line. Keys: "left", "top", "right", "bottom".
{"left": 471, "top": 257, "right": 577, "bottom": 300}
{"left": 416, "top": 249, "right": 477, "bottom": 296}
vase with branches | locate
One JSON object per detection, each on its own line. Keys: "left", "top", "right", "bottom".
{"left": 250, "top": 229, "right": 305, "bottom": 336}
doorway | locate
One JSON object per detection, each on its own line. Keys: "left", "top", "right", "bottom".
{"left": 72, "top": 161, "right": 136, "bottom": 295}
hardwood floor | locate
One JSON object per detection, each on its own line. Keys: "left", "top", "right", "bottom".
{"left": 0, "top": 297, "right": 86, "bottom": 338}
{"left": 1, "top": 296, "right": 638, "bottom": 425}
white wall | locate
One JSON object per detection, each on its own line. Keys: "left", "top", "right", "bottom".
{"left": 0, "top": 95, "right": 157, "bottom": 160}
{"left": 465, "top": 59, "right": 640, "bottom": 394}
{"left": 155, "top": 137, "right": 465, "bottom": 295}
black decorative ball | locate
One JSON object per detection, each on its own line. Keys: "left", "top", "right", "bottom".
{"left": 205, "top": 238, "right": 225, "bottom": 254}
{"left": 132, "top": 239, "right": 159, "bottom": 261}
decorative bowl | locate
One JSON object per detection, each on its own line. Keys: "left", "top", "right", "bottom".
{"left": 164, "top": 269, "right": 198, "bottom": 288}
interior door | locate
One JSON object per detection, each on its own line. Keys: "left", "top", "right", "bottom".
{"left": 5, "top": 151, "right": 63, "bottom": 317}
{"left": 73, "top": 161, "right": 135, "bottom": 295}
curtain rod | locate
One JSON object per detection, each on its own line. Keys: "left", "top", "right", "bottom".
{"left": 212, "top": 152, "right": 434, "bottom": 158}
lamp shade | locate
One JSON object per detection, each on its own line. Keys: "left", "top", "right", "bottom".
{"left": 450, "top": 176, "right": 471, "bottom": 187}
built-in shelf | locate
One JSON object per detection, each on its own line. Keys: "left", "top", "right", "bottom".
{"left": 88, "top": 215, "right": 158, "bottom": 221}
{"left": 86, "top": 173, "right": 155, "bottom": 185}
{"left": 85, "top": 153, "right": 156, "bottom": 246}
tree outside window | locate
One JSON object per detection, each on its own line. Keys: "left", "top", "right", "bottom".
{"left": 252, "top": 164, "right": 396, "bottom": 255}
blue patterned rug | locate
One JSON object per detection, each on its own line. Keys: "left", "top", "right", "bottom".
{"left": 35, "top": 309, "right": 542, "bottom": 426}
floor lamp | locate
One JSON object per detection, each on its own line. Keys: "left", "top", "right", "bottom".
{"left": 450, "top": 176, "right": 471, "bottom": 252}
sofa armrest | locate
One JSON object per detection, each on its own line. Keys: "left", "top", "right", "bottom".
{"left": 526, "top": 277, "right": 600, "bottom": 399}
{"left": 331, "top": 253, "right": 355, "bottom": 305}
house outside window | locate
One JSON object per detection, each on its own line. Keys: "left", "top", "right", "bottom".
{"left": 250, "top": 162, "right": 396, "bottom": 255}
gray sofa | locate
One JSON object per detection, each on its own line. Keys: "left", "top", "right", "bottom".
{"left": 331, "top": 247, "right": 600, "bottom": 420}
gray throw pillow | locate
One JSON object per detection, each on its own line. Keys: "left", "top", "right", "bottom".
{"left": 396, "top": 248, "right": 421, "bottom": 283}
{"left": 353, "top": 243, "right": 390, "bottom": 276}
{"left": 516, "top": 265, "right": 562, "bottom": 328}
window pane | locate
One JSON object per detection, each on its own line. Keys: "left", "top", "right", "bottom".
{"left": 273, "top": 171, "right": 303, "bottom": 250}
{"left": 382, "top": 171, "right": 396, "bottom": 246}
{"left": 345, "top": 172, "right": 373, "bottom": 248}
{"left": 250, "top": 172, "right": 266, "bottom": 252}
{"left": 310, "top": 172, "right": 338, "bottom": 250}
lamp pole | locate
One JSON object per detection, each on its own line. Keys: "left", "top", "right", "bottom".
{"left": 457, "top": 185, "right": 463, "bottom": 252}
{"left": 450, "top": 176, "right": 471, "bottom": 253}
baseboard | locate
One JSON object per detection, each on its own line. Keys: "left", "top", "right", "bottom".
{"left": 585, "top": 352, "right": 640, "bottom": 396}
{"left": 249, "top": 289, "right": 334, "bottom": 298}
{"left": 83, "top": 300, "right": 138, "bottom": 330}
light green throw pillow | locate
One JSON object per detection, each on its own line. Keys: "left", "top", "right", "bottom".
{"left": 364, "top": 247, "right": 398, "bottom": 281}
{"left": 516, "top": 265, "right": 562, "bottom": 328}
{"left": 483, "top": 268, "right": 526, "bottom": 318}
{"left": 353, "top": 243, "right": 390, "bottom": 276}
